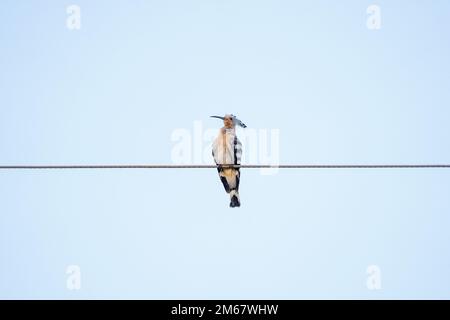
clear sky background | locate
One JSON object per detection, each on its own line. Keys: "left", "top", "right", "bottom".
{"left": 1, "top": 0, "right": 450, "bottom": 299}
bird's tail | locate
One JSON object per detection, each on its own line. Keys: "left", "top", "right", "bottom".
{"left": 230, "top": 189, "right": 240, "bottom": 208}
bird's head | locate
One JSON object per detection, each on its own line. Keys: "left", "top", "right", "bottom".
{"left": 223, "top": 114, "right": 234, "bottom": 129}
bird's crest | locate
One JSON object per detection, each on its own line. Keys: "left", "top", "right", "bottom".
{"left": 210, "top": 114, "right": 247, "bottom": 128}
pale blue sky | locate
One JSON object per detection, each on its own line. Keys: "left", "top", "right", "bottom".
{"left": 1, "top": 0, "right": 450, "bottom": 299}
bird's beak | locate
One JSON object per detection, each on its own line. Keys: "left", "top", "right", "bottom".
{"left": 210, "top": 116, "right": 225, "bottom": 120}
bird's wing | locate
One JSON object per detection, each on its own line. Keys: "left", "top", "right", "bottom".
{"left": 234, "top": 137, "right": 243, "bottom": 164}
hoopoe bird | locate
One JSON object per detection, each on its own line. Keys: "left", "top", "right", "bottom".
{"left": 211, "top": 114, "right": 246, "bottom": 208}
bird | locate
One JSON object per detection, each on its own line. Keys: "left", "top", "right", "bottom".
{"left": 211, "top": 114, "right": 246, "bottom": 208}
